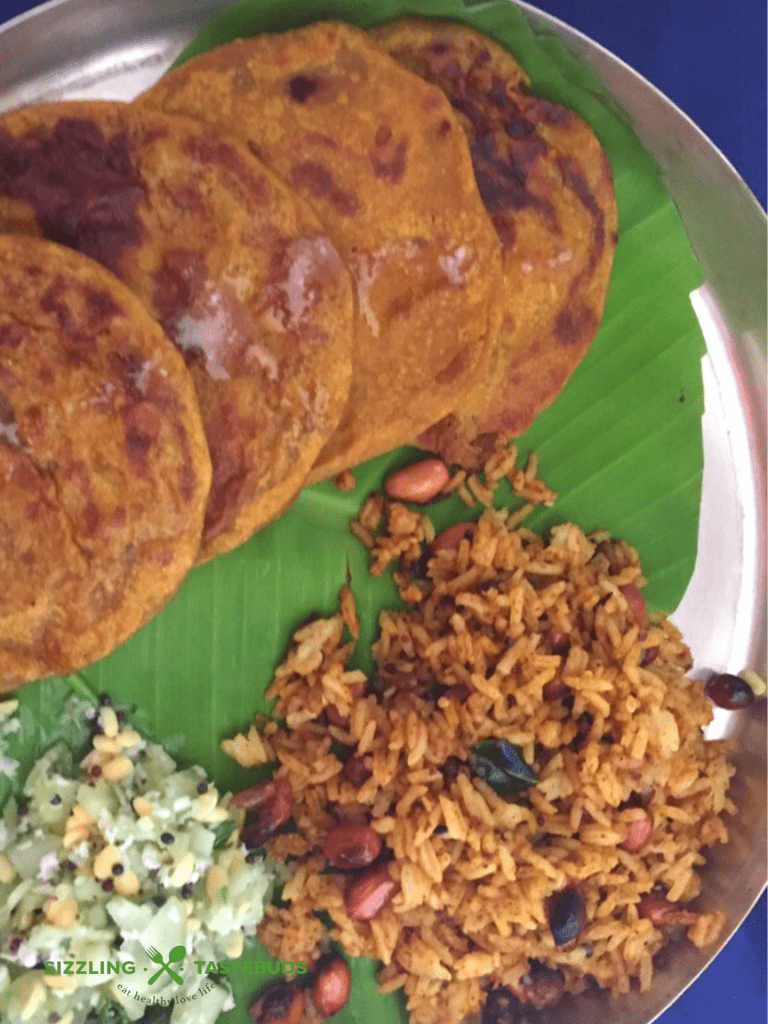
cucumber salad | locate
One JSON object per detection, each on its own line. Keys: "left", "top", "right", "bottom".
{"left": 0, "top": 697, "right": 275, "bottom": 1024}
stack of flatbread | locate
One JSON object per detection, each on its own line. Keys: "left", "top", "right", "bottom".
{"left": 0, "top": 18, "right": 616, "bottom": 688}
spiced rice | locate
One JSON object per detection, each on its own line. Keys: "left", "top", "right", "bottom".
{"left": 226, "top": 494, "right": 734, "bottom": 1024}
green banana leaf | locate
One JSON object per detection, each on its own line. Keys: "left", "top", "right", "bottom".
{"left": 1, "top": 1, "right": 707, "bottom": 1023}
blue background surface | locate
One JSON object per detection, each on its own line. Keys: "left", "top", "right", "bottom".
{"left": 0, "top": 1, "right": 765, "bottom": 1023}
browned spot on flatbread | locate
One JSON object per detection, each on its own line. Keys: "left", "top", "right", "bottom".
{"left": 290, "top": 161, "right": 360, "bottom": 216}
{"left": 492, "top": 213, "right": 516, "bottom": 253}
{"left": 233, "top": 65, "right": 256, "bottom": 93}
{"left": 202, "top": 398, "right": 260, "bottom": 540}
{"left": 288, "top": 75, "right": 319, "bottom": 102}
{"left": 305, "top": 131, "right": 339, "bottom": 151}
{"left": 435, "top": 346, "right": 469, "bottom": 387}
{"left": 182, "top": 133, "right": 271, "bottom": 206}
{"left": 0, "top": 322, "right": 26, "bottom": 348}
{"left": 84, "top": 288, "right": 121, "bottom": 326}
{"left": 0, "top": 393, "right": 15, "bottom": 424}
{"left": 553, "top": 305, "right": 597, "bottom": 347}
{"left": 440, "top": 57, "right": 463, "bottom": 81}
{"left": 152, "top": 248, "right": 208, "bottom": 337}
{"left": 40, "top": 277, "right": 117, "bottom": 350}
{"left": 160, "top": 179, "right": 207, "bottom": 218}
{"left": 39, "top": 281, "right": 84, "bottom": 342}
{"left": 470, "top": 133, "right": 556, "bottom": 231}
{"left": 121, "top": 401, "right": 157, "bottom": 475}
{"left": 177, "top": 451, "right": 196, "bottom": 505}
{"left": 537, "top": 98, "right": 576, "bottom": 127}
{"left": 370, "top": 130, "right": 409, "bottom": 184}
{"left": 0, "top": 119, "right": 145, "bottom": 273}
{"left": 556, "top": 154, "right": 605, "bottom": 274}
{"left": 82, "top": 502, "right": 100, "bottom": 539}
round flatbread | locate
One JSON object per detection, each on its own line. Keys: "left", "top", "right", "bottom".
{"left": 0, "top": 236, "right": 211, "bottom": 690}
{"left": 372, "top": 18, "right": 617, "bottom": 467}
{"left": 0, "top": 100, "right": 354, "bottom": 558}
{"left": 140, "top": 21, "right": 503, "bottom": 482}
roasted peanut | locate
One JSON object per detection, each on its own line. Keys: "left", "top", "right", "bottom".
{"left": 620, "top": 584, "right": 647, "bottom": 627}
{"left": 234, "top": 775, "right": 293, "bottom": 848}
{"left": 622, "top": 816, "right": 653, "bottom": 852}
{"left": 514, "top": 961, "right": 566, "bottom": 1010}
{"left": 323, "top": 823, "right": 382, "bottom": 870}
{"left": 432, "top": 521, "right": 476, "bottom": 551}
{"left": 342, "top": 754, "right": 371, "bottom": 786}
{"left": 236, "top": 774, "right": 292, "bottom": 847}
{"left": 639, "top": 645, "right": 659, "bottom": 667}
{"left": 249, "top": 981, "right": 304, "bottom": 1024}
{"left": 325, "top": 704, "right": 348, "bottom": 728}
{"left": 443, "top": 683, "right": 471, "bottom": 703}
{"left": 542, "top": 627, "right": 570, "bottom": 655}
{"left": 344, "top": 864, "right": 398, "bottom": 921}
{"left": 638, "top": 895, "right": 698, "bottom": 927}
{"left": 705, "top": 673, "right": 755, "bottom": 710}
{"left": 384, "top": 458, "right": 449, "bottom": 503}
{"left": 542, "top": 677, "right": 568, "bottom": 701}
{"left": 312, "top": 957, "right": 351, "bottom": 1016}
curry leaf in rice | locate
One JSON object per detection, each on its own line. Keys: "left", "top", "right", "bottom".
{"left": 470, "top": 738, "right": 540, "bottom": 797}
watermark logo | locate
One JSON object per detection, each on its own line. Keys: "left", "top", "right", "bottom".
{"left": 144, "top": 945, "right": 186, "bottom": 986}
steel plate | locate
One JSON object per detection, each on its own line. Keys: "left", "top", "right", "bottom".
{"left": 0, "top": 3, "right": 765, "bottom": 1023}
